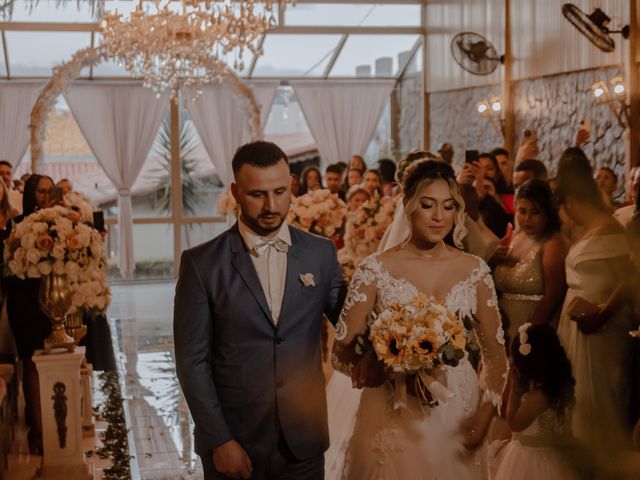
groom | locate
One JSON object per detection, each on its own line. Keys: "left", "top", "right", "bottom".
{"left": 174, "top": 141, "right": 346, "bottom": 479}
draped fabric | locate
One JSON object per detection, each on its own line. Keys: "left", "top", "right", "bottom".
{"left": 186, "top": 81, "right": 278, "bottom": 186}
{"left": 0, "top": 82, "right": 44, "bottom": 167}
{"left": 64, "top": 82, "right": 170, "bottom": 279}
{"left": 291, "top": 80, "right": 394, "bottom": 170}
{"left": 249, "top": 80, "right": 279, "bottom": 128}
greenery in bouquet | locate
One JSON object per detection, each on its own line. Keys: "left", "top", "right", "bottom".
{"left": 4, "top": 205, "right": 111, "bottom": 314}
{"left": 369, "top": 293, "right": 466, "bottom": 373}
{"left": 338, "top": 193, "right": 397, "bottom": 281}
{"left": 286, "top": 189, "right": 347, "bottom": 238}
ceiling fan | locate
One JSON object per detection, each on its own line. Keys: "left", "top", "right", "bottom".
{"left": 562, "top": 3, "right": 630, "bottom": 53}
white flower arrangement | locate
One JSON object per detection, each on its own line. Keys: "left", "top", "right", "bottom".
{"left": 63, "top": 191, "right": 95, "bottom": 224}
{"left": 338, "top": 194, "right": 397, "bottom": 281}
{"left": 4, "top": 205, "right": 110, "bottom": 314}
{"left": 217, "top": 188, "right": 238, "bottom": 217}
{"left": 286, "top": 189, "right": 347, "bottom": 238}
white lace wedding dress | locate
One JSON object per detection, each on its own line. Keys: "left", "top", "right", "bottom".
{"left": 332, "top": 252, "right": 508, "bottom": 480}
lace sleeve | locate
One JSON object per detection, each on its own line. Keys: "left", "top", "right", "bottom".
{"left": 473, "top": 261, "right": 509, "bottom": 411}
{"left": 331, "top": 256, "right": 379, "bottom": 376}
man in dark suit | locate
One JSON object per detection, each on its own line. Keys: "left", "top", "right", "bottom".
{"left": 174, "top": 141, "right": 346, "bottom": 479}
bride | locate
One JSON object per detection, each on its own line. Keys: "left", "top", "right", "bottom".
{"left": 332, "top": 159, "right": 508, "bottom": 479}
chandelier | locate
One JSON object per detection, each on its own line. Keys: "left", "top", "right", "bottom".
{"left": 100, "top": 0, "right": 291, "bottom": 98}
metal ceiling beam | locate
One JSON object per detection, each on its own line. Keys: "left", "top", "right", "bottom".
{"left": 0, "top": 21, "right": 430, "bottom": 35}
{"left": 0, "top": 21, "right": 99, "bottom": 31}
{"left": 1, "top": 31, "right": 9, "bottom": 79}
{"left": 396, "top": 35, "right": 422, "bottom": 80}
{"left": 323, "top": 34, "right": 348, "bottom": 78}
{"left": 247, "top": 34, "right": 266, "bottom": 78}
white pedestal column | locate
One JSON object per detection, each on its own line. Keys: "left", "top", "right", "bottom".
{"left": 81, "top": 362, "right": 95, "bottom": 438}
{"left": 33, "top": 346, "right": 93, "bottom": 480}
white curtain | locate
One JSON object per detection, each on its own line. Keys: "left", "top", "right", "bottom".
{"left": 64, "top": 83, "right": 170, "bottom": 280}
{"left": 291, "top": 80, "right": 395, "bottom": 170}
{"left": 248, "top": 80, "right": 278, "bottom": 128}
{"left": 0, "top": 82, "right": 44, "bottom": 167}
{"left": 186, "top": 81, "right": 278, "bottom": 186}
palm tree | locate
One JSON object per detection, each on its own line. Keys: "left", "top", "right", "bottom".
{"left": 152, "top": 116, "right": 204, "bottom": 218}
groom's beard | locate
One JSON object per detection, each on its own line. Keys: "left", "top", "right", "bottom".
{"left": 242, "top": 211, "right": 286, "bottom": 237}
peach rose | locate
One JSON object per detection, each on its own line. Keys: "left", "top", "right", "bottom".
{"left": 66, "top": 235, "right": 82, "bottom": 250}
{"left": 36, "top": 235, "right": 54, "bottom": 251}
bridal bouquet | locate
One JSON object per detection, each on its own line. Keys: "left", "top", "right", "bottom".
{"left": 368, "top": 293, "right": 467, "bottom": 408}
{"left": 338, "top": 194, "right": 396, "bottom": 281}
{"left": 369, "top": 293, "right": 466, "bottom": 373}
{"left": 287, "top": 189, "right": 347, "bottom": 238}
{"left": 4, "top": 205, "right": 111, "bottom": 313}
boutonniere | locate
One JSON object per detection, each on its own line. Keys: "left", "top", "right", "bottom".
{"left": 299, "top": 273, "right": 316, "bottom": 287}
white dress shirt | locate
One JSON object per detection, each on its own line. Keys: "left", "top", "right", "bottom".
{"left": 238, "top": 219, "right": 291, "bottom": 326}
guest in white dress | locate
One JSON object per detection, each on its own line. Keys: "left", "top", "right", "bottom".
{"left": 493, "top": 179, "right": 568, "bottom": 344}
{"left": 493, "top": 323, "right": 581, "bottom": 480}
{"left": 555, "top": 167, "right": 636, "bottom": 477}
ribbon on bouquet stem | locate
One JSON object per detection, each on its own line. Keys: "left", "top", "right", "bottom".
{"left": 392, "top": 370, "right": 455, "bottom": 411}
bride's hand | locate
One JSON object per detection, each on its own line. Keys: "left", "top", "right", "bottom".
{"left": 460, "top": 402, "right": 495, "bottom": 452}
{"left": 351, "top": 349, "right": 386, "bottom": 389}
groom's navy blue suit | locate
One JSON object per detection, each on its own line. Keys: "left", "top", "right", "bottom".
{"left": 174, "top": 223, "right": 346, "bottom": 478}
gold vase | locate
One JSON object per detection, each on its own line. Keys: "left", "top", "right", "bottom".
{"left": 66, "top": 310, "right": 87, "bottom": 346}
{"left": 39, "top": 272, "right": 75, "bottom": 354}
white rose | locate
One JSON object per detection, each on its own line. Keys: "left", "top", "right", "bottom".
{"left": 27, "top": 265, "right": 40, "bottom": 278}
{"left": 51, "top": 244, "right": 66, "bottom": 260}
{"left": 32, "top": 222, "right": 48, "bottom": 235}
{"left": 54, "top": 260, "right": 65, "bottom": 275}
{"left": 77, "top": 282, "right": 94, "bottom": 297}
{"left": 55, "top": 217, "right": 73, "bottom": 237}
{"left": 21, "top": 233, "right": 37, "bottom": 249}
{"left": 8, "top": 260, "right": 24, "bottom": 277}
{"left": 72, "top": 292, "right": 85, "bottom": 308}
{"left": 64, "top": 261, "right": 80, "bottom": 278}
{"left": 13, "top": 247, "right": 26, "bottom": 263}
{"left": 26, "top": 248, "right": 42, "bottom": 265}
{"left": 37, "top": 261, "right": 53, "bottom": 276}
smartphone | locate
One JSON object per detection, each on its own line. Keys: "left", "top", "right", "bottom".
{"left": 500, "top": 222, "right": 514, "bottom": 246}
{"left": 49, "top": 186, "right": 63, "bottom": 202}
{"left": 465, "top": 150, "right": 479, "bottom": 164}
{"left": 523, "top": 129, "right": 532, "bottom": 138}
{"left": 92, "top": 211, "right": 105, "bottom": 232}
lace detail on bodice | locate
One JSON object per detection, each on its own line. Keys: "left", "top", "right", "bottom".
{"left": 494, "top": 243, "right": 544, "bottom": 297}
{"left": 339, "top": 253, "right": 491, "bottom": 318}
{"left": 332, "top": 252, "right": 508, "bottom": 411}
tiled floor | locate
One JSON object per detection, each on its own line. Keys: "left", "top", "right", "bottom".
{"left": 109, "top": 282, "right": 203, "bottom": 480}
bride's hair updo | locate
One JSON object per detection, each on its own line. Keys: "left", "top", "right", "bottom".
{"left": 402, "top": 159, "right": 467, "bottom": 248}
{"left": 395, "top": 150, "right": 441, "bottom": 185}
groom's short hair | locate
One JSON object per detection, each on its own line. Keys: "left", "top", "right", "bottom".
{"left": 232, "top": 141, "right": 289, "bottom": 175}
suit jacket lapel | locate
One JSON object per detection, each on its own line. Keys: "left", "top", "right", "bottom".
{"left": 229, "top": 225, "right": 275, "bottom": 327}
{"left": 278, "top": 226, "right": 302, "bottom": 331}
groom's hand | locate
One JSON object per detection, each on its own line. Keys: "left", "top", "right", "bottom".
{"left": 212, "top": 439, "right": 253, "bottom": 479}
{"left": 352, "top": 350, "right": 386, "bottom": 389}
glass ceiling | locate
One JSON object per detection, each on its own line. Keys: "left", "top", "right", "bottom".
{"left": 0, "top": 1, "right": 423, "bottom": 80}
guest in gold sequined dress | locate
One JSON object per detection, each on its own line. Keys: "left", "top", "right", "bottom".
{"left": 493, "top": 180, "right": 568, "bottom": 346}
